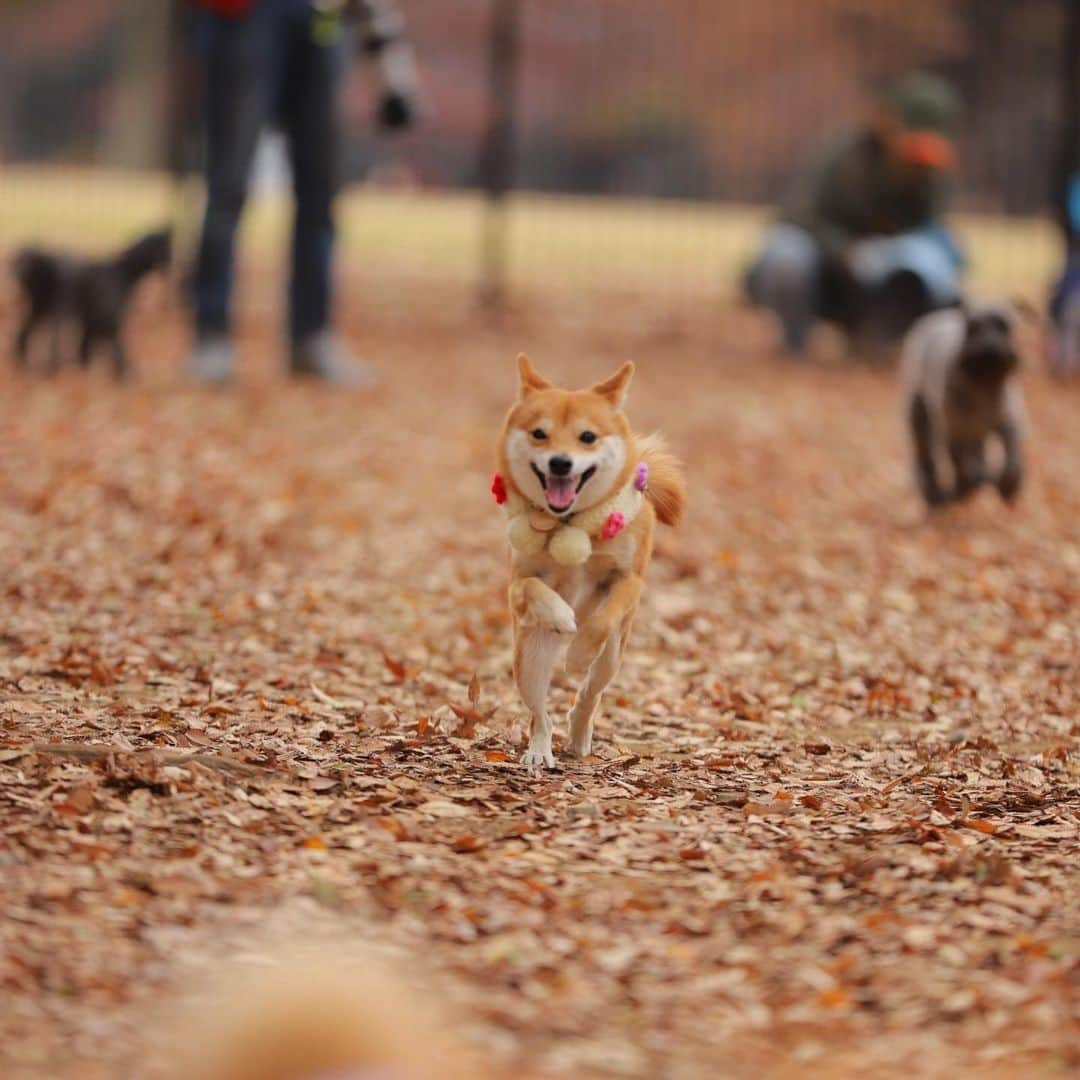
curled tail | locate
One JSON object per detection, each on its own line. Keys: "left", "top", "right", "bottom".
{"left": 637, "top": 433, "right": 686, "bottom": 528}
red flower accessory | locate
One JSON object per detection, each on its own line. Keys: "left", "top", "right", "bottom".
{"left": 491, "top": 473, "right": 508, "bottom": 505}
{"left": 601, "top": 511, "right": 626, "bottom": 540}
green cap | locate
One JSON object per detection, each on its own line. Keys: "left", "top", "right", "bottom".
{"left": 884, "top": 72, "right": 962, "bottom": 135}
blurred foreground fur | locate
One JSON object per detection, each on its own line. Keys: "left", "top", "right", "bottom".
{"left": 171, "top": 943, "right": 489, "bottom": 1080}
{"left": 11, "top": 227, "right": 172, "bottom": 379}
{"left": 901, "top": 299, "right": 1026, "bottom": 508}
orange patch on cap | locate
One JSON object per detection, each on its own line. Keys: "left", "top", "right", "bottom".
{"left": 896, "top": 130, "right": 956, "bottom": 170}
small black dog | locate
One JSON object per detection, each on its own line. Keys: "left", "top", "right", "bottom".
{"left": 12, "top": 228, "right": 172, "bottom": 379}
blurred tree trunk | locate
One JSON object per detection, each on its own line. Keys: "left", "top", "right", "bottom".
{"left": 99, "top": 1, "right": 171, "bottom": 169}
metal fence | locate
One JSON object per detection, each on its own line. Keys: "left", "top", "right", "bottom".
{"left": 0, "top": 0, "right": 1075, "bottom": 309}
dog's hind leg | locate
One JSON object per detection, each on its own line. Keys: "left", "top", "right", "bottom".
{"left": 568, "top": 604, "right": 637, "bottom": 758}
{"left": 949, "top": 438, "right": 987, "bottom": 501}
{"left": 109, "top": 334, "right": 129, "bottom": 380}
{"left": 78, "top": 326, "right": 97, "bottom": 369}
{"left": 14, "top": 312, "right": 40, "bottom": 369}
{"left": 568, "top": 631, "right": 621, "bottom": 758}
{"left": 46, "top": 318, "right": 64, "bottom": 375}
{"left": 566, "top": 573, "right": 642, "bottom": 678}
{"left": 996, "top": 420, "right": 1023, "bottom": 502}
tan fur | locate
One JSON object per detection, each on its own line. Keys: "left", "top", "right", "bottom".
{"left": 499, "top": 356, "right": 686, "bottom": 768}
{"left": 171, "top": 945, "right": 488, "bottom": 1080}
{"left": 637, "top": 432, "right": 687, "bottom": 527}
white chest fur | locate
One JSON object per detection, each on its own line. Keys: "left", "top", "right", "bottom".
{"left": 513, "top": 532, "right": 636, "bottom": 616}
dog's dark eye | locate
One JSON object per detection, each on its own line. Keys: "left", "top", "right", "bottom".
{"left": 531, "top": 428, "right": 547, "bottom": 441}
{"left": 579, "top": 431, "right": 597, "bottom": 445}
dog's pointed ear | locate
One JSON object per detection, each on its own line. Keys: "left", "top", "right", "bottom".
{"left": 517, "top": 353, "right": 552, "bottom": 398}
{"left": 590, "top": 361, "right": 635, "bottom": 410}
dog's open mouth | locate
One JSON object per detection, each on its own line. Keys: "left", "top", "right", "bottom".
{"left": 531, "top": 464, "right": 597, "bottom": 514}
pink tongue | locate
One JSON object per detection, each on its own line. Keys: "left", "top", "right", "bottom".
{"left": 547, "top": 476, "right": 576, "bottom": 511}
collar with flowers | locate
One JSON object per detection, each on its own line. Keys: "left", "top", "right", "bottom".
{"left": 491, "top": 462, "right": 648, "bottom": 566}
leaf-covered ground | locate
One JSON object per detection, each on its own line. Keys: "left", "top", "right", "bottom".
{"left": 1, "top": 282, "right": 1078, "bottom": 1078}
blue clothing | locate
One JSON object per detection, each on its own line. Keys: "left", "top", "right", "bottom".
{"left": 1050, "top": 256, "right": 1080, "bottom": 324}
{"left": 750, "top": 224, "right": 820, "bottom": 353}
{"left": 749, "top": 223, "right": 964, "bottom": 354}
{"left": 192, "top": 0, "right": 347, "bottom": 342}
{"left": 847, "top": 225, "right": 964, "bottom": 308}
{"left": 1048, "top": 256, "right": 1080, "bottom": 375}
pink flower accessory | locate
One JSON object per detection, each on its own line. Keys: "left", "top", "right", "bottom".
{"left": 601, "top": 511, "right": 626, "bottom": 540}
{"left": 491, "top": 473, "right": 507, "bottom": 505}
{"left": 634, "top": 462, "right": 649, "bottom": 492}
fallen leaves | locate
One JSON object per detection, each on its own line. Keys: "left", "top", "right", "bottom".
{"left": 0, "top": 302, "right": 1077, "bottom": 1080}
{"left": 449, "top": 835, "right": 486, "bottom": 854}
{"left": 959, "top": 817, "right": 999, "bottom": 835}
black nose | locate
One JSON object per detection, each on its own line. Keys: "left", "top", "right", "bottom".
{"left": 549, "top": 455, "right": 572, "bottom": 477}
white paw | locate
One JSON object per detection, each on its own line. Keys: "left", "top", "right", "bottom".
{"left": 521, "top": 742, "right": 556, "bottom": 771}
{"left": 569, "top": 736, "right": 592, "bottom": 759}
{"left": 531, "top": 592, "right": 577, "bottom": 635}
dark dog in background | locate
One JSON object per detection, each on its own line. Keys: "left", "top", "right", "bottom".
{"left": 902, "top": 300, "right": 1026, "bottom": 507}
{"left": 11, "top": 227, "right": 172, "bottom": 379}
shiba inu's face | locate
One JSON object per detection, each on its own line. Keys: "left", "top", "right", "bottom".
{"left": 500, "top": 355, "right": 635, "bottom": 516}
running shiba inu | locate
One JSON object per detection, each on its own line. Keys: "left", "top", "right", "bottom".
{"left": 494, "top": 355, "right": 686, "bottom": 769}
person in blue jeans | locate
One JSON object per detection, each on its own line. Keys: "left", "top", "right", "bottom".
{"left": 188, "top": 0, "right": 417, "bottom": 384}
{"left": 745, "top": 72, "right": 964, "bottom": 359}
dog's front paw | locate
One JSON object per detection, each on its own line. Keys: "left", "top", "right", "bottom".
{"left": 521, "top": 739, "right": 556, "bottom": 772}
{"left": 530, "top": 592, "right": 577, "bottom": 635}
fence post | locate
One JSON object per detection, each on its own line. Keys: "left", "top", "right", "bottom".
{"left": 480, "top": 0, "right": 522, "bottom": 309}
{"left": 1058, "top": 0, "right": 1080, "bottom": 253}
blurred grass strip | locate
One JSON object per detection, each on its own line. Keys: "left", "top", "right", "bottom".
{"left": 0, "top": 166, "right": 1059, "bottom": 301}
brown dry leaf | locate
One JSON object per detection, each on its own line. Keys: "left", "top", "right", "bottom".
{"left": 54, "top": 785, "right": 96, "bottom": 817}
{"left": 382, "top": 652, "right": 408, "bottom": 681}
{"left": 377, "top": 818, "right": 409, "bottom": 841}
{"left": 447, "top": 702, "right": 497, "bottom": 739}
{"left": 449, "top": 835, "right": 485, "bottom": 854}
{"left": 960, "top": 817, "right": 999, "bottom": 835}
{"left": 817, "top": 986, "right": 853, "bottom": 1009}
{"left": 1, "top": 283, "right": 1077, "bottom": 1080}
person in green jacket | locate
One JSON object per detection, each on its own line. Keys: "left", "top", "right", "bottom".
{"left": 747, "top": 72, "right": 964, "bottom": 356}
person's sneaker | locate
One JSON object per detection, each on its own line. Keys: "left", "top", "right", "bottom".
{"left": 189, "top": 333, "right": 235, "bottom": 385}
{"left": 290, "top": 331, "right": 379, "bottom": 387}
